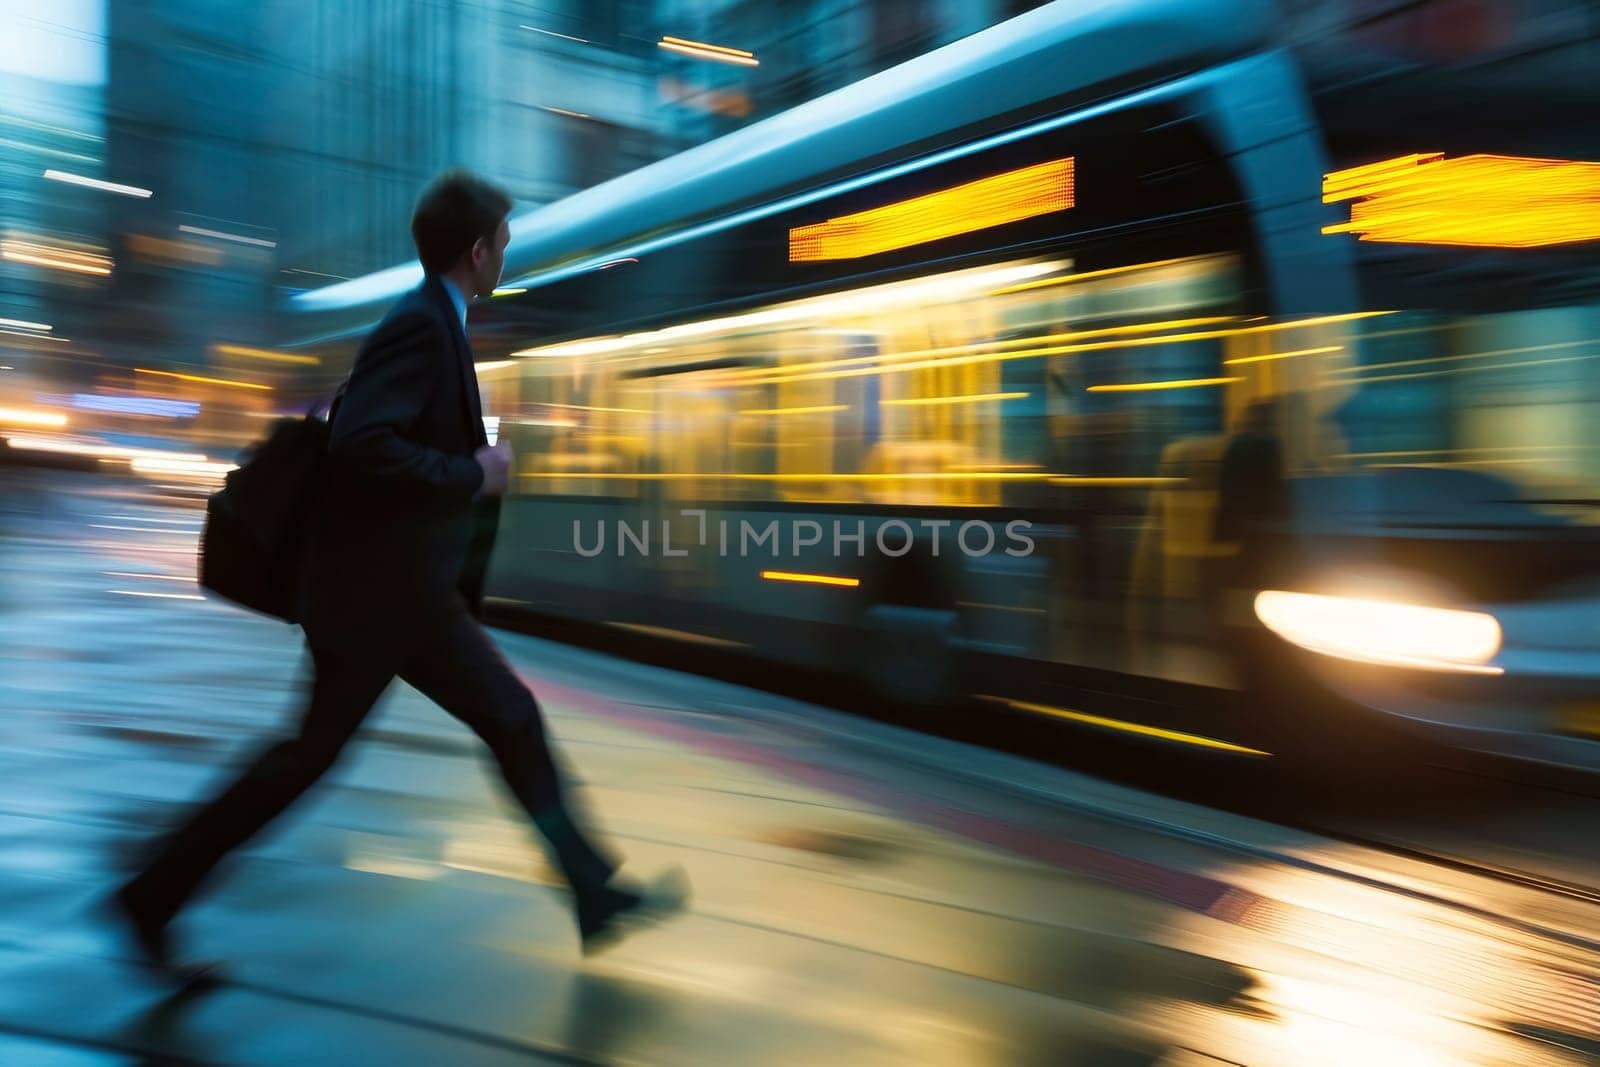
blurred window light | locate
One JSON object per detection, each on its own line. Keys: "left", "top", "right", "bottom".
{"left": 1087, "top": 376, "right": 1240, "bottom": 393}
{"left": 179, "top": 225, "right": 276, "bottom": 248}
{"left": 71, "top": 394, "right": 200, "bottom": 418}
{"left": 0, "top": 406, "right": 68, "bottom": 429}
{"left": 658, "top": 35, "right": 759, "bottom": 67}
{"left": 0, "top": 434, "right": 207, "bottom": 463}
{"left": 0, "top": 316, "right": 51, "bottom": 332}
{"left": 512, "top": 261, "right": 1058, "bottom": 358}
{"left": 135, "top": 368, "right": 271, "bottom": 391}
{"left": 1255, "top": 590, "right": 1503, "bottom": 674}
{"left": 211, "top": 343, "right": 319, "bottom": 365}
{"left": 0, "top": 0, "right": 105, "bottom": 85}
{"left": 473, "top": 361, "right": 517, "bottom": 372}
{"left": 42, "top": 170, "right": 152, "bottom": 199}
{"left": 1323, "top": 153, "right": 1600, "bottom": 248}
{"left": 128, "top": 455, "right": 236, "bottom": 479}
{"left": 0, "top": 237, "right": 112, "bottom": 276}
{"left": 128, "top": 234, "right": 222, "bottom": 267}
{"left": 789, "top": 158, "right": 1074, "bottom": 262}
{"left": 539, "top": 105, "right": 591, "bottom": 120}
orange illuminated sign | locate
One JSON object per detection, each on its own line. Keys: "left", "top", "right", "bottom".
{"left": 1323, "top": 153, "right": 1600, "bottom": 248}
{"left": 788, "top": 158, "right": 1075, "bottom": 262}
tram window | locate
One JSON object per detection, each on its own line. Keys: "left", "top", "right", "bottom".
{"left": 499, "top": 253, "right": 1250, "bottom": 506}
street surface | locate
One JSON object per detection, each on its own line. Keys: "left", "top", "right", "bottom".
{"left": 3, "top": 468, "right": 1599, "bottom": 1065}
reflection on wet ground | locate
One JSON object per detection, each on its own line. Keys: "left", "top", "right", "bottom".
{"left": 2, "top": 469, "right": 1598, "bottom": 1065}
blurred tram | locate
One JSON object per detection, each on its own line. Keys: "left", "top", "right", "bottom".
{"left": 288, "top": 0, "right": 1600, "bottom": 773}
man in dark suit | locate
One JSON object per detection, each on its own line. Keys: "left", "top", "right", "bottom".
{"left": 115, "top": 170, "right": 684, "bottom": 979}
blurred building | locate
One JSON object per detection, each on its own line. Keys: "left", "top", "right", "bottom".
{"left": 0, "top": 1, "right": 109, "bottom": 396}
{"left": 652, "top": 1, "right": 1052, "bottom": 146}
{"left": 5, "top": 0, "right": 1598, "bottom": 411}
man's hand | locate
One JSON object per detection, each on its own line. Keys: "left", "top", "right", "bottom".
{"left": 473, "top": 441, "right": 512, "bottom": 496}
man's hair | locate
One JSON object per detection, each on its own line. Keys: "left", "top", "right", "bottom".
{"left": 411, "top": 169, "right": 513, "bottom": 275}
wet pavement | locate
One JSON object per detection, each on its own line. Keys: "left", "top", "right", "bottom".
{"left": 3, "top": 468, "right": 1600, "bottom": 1065}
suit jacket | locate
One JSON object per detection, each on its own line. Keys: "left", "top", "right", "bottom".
{"left": 297, "top": 276, "right": 499, "bottom": 660}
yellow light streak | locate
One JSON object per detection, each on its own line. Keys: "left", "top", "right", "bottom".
{"left": 883, "top": 391, "right": 1029, "bottom": 407}
{"left": 738, "top": 404, "right": 847, "bottom": 416}
{"left": 1224, "top": 345, "right": 1343, "bottom": 366}
{"left": 1087, "top": 376, "right": 1241, "bottom": 393}
{"left": 211, "top": 343, "right": 320, "bottom": 365}
{"left": 660, "top": 35, "right": 754, "bottom": 59}
{"left": 134, "top": 368, "right": 272, "bottom": 391}
{"left": 738, "top": 314, "right": 1244, "bottom": 385}
{"left": 0, "top": 407, "right": 68, "bottom": 428}
{"left": 658, "top": 37, "right": 759, "bottom": 66}
{"left": 979, "top": 696, "right": 1269, "bottom": 756}
{"left": 542, "top": 402, "right": 652, "bottom": 414}
{"left": 520, "top": 471, "right": 1053, "bottom": 482}
{"left": 1045, "top": 476, "right": 1183, "bottom": 487}
{"left": 492, "top": 288, "right": 528, "bottom": 296}
{"left": 1323, "top": 152, "right": 1600, "bottom": 247}
{"left": 746, "top": 311, "right": 1393, "bottom": 386}
{"left": 790, "top": 158, "right": 1074, "bottom": 262}
{"left": 1, "top": 239, "right": 112, "bottom": 275}
{"left": 760, "top": 570, "right": 860, "bottom": 588}
{"left": 473, "top": 360, "right": 518, "bottom": 372}
{"left": 606, "top": 621, "right": 747, "bottom": 648}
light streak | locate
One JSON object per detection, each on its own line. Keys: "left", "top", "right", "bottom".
{"left": 883, "top": 391, "right": 1029, "bottom": 407}
{"left": 179, "top": 225, "right": 276, "bottom": 248}
{"left": 43, "top": 170, "right": 152, "bottom": 198}
{"left": 1323, "top": 153, "right": 1600, "bottom": 247}
{"left": 789, "top": 158, "right": 1074, "bottom": 262}
{"left": 658, "top": 36, "right": 758, "bottom": 66}
{"left": 1086, "top": 377, "right": 1240, "bottom": 393}
{"left": 980, "top": 696, "right": 1269, "bottom": 755}
{"left": 760, "top": 570, "right": 860, "bottom": 588}
{"left": 135, "top": 368, "right": 271, "bottom": 391}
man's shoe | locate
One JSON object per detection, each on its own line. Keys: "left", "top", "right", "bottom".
{"left": 577, "top": 866, "right": 690, "bottom": 956}
{"left": 111, "top": 881, "right": 222, "bottom": 988}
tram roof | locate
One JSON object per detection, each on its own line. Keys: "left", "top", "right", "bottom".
{"left": 289, "top": 0, "right": 1271, "bottom": 326}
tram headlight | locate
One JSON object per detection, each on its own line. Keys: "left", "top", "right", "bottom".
{"left": 1253, "top": 590, "right": 1502, "bottom": 674}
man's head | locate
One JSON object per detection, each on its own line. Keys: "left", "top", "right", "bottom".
{"left": 411, "top": 169, "right": 513, "bottom": 298}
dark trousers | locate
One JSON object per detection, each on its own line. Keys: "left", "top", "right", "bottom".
{"left": 131, "top": 604, "right": 615, "bottom": 915}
